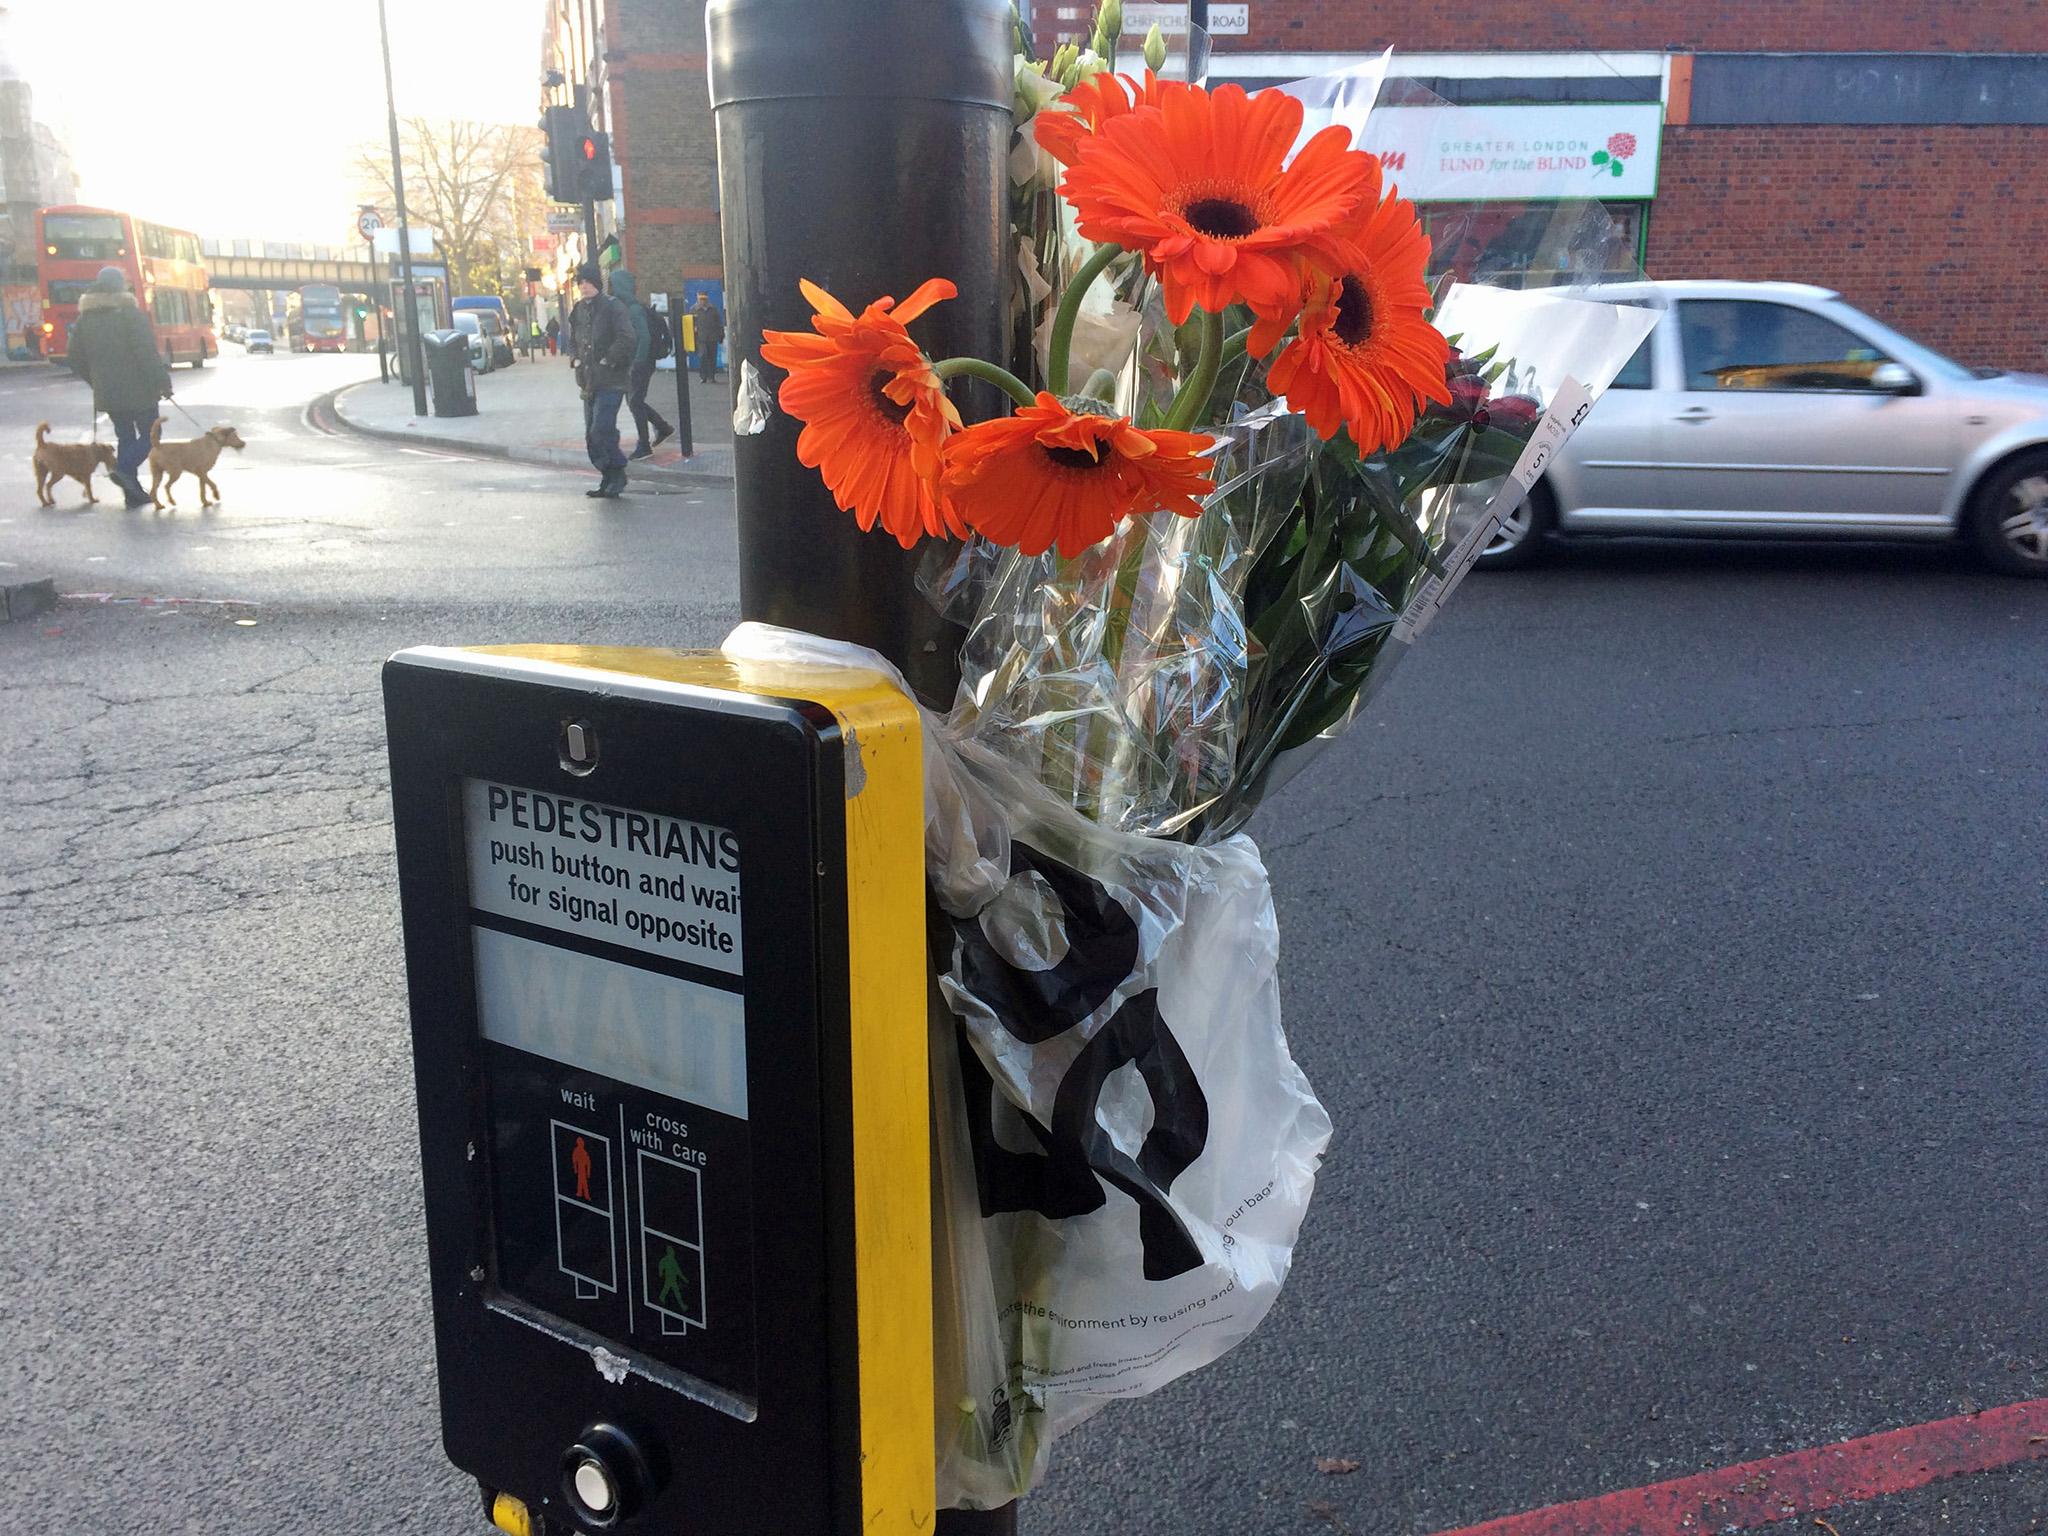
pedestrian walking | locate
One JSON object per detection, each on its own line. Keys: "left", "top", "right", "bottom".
{"left": 690, "top": 293, "right": 724, "bottom": 384}
{"left": 607, "top": 267, "right": 674, "bottom": 461}
{"left": 545, "top": 315, "right": 561, "bottom": 356}
{"left": 569, "top": 260, "right": 634, "bottom": 499}
{"left": 65, "top": 266, "right": 171, "bottom": 510}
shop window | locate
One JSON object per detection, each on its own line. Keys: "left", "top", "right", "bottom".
{"left": 1423, "top": 202, "right": 1645, "bottom": 289}
{"left": 1678, "top": 300, "right": 1891, "bottom": 392}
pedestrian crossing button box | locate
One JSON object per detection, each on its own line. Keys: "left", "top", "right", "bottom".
{"left": 384, "top": 644, "right": 932, "bottom": 1534}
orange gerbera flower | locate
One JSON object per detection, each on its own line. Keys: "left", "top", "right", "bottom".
{"left": 758, "top": 277, "right": 966, "bottom": 547}
{"left": 940, "top": 393, "right": 1215, "bottom": 558}
{"left": 1034, "top": 68, "right": 1166, "bottom": 168}
{"left": 1059, "top": 82, "right": 1381, "bottom": 329}
{"left": 1265, "top": 193, "right": 1451, "bottom": 452}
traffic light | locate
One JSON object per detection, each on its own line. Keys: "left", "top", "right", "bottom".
{"left": 541, "top": 104, "right": 584, "bottom": 202}
{"left": 577, "top": 130, "right": 614, "bottom": 203}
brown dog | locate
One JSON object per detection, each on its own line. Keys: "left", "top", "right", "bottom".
{"left": 148, "top": 419, "right": 247, "bottom": 508}
{"left": 33, "top": 422, "right": 117, "bottom": 507}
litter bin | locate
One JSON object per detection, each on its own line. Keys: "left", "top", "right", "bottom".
{"left": 423, "top": 329, "right": 477, "bottom": 418}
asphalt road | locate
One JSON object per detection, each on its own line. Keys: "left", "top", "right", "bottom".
{"left": 3, "top": 352, "right": 2043, "bottom": 1535}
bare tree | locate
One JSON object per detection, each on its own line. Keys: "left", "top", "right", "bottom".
{"left": 358, "top": 119, "right": 545, "bottom": 297}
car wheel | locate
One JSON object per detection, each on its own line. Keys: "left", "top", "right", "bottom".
{"left": 1967, "top": 452, "right": 2048, "bottom": 577}
{"left": 1474, "top": 479, "right": 1556, "bottom": 570}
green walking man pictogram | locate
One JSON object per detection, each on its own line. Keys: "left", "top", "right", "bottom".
{"left": 657, "top": 1245, "right": 688, "bottom": 1312}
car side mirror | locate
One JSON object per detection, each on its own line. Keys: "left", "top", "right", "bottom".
{"left": 1870, "top": 361, "right": 1918, "bottom": 394}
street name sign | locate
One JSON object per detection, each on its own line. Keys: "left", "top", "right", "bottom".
{"left": 385, "top": 644, "right": 931, "bottom": 1534}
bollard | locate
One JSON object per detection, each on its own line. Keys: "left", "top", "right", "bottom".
{"left": 657, "top": 292, "right": 694, "bottom": 459}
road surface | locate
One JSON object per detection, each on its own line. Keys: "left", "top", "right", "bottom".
{"left": 2, "top": 350, "right": 2042, "bottom": 1534}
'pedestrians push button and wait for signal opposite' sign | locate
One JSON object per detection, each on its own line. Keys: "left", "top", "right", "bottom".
{"left": 385, "top": 643, "right": 933, "bottom": 1535}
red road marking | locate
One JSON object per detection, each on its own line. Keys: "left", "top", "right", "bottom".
{"left": 1428, "top": 1399, "right": 2048, "bottom": 1535}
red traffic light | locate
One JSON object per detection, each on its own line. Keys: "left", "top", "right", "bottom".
{"left": 582, "top": 136, "right": 598, "bottom": 160}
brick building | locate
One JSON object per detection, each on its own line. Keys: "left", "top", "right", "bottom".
{"left": 540, "top": 0, "right": 721, "bottom": 314}
{"left": 1032, "top": 1, "right": 2048, "bottom": 369}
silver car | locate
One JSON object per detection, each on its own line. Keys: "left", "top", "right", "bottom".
{"left": 1484, "top": 280, "right": 2048, "bottom": 577}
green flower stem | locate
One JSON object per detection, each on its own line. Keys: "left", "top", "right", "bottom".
{"left": 1163, "top": 310, "right": 1224, "bottom": 432}
{"left": 1079, "top": 367, "right": 1120, "bottom": 402}
{"left": 933, "top": 355, "right": 1038, "bottom": 409}
{"left": 1046, "top": 241, "right": 1124, "bottom": 396}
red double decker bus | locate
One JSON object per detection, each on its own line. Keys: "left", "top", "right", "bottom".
{"left": 36, "top": 205, "right": 218, "bottom": 368}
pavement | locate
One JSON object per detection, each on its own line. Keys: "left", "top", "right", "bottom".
{"left": 331, "top": 348, "right": 737, "bottom": 485}
{"left": 2, "top": 350, "right": 2045, "bottom": 1535}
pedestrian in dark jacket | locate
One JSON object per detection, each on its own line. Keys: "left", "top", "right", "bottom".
{"left": 67, "top": 266, "right": 171, "bottom": 509}
{"left": 545, "top": 315, "right": 561, "bottom": 356}
{"left": 569, "top": 260, "right": 635, "bottom": 498}
{"left": 608, "top": 267, "right": 674, "bottom": 460}
{"left": 690, "top": 294, "right": 724, "bottom": 384}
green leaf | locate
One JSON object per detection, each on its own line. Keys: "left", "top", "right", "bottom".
{"left": 1591, "top": 149, "right": 1609, "bottom": 165}
{"left": 1611, "top": 161, "right": 1625, "bottom": 177}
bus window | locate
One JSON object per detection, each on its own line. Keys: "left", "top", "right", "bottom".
{"left": 46, "top": 279, "right": 93, "bottom": 307}
{"left": 44, "top": 213, "right": 128, "bottom": 261}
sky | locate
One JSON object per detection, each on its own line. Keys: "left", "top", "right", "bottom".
{"left": 5, "top": 0, "right": 542, "bottom": 245}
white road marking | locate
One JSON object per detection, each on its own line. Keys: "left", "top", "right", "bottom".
{"left": 398, "top": 447, "right": 478, "bottom": 462}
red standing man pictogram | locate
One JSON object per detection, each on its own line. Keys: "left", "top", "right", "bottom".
{"left": 572, "top": 1135, "right": 594, "bottom": 1202}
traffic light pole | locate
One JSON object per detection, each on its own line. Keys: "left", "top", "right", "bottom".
{"left": 376, "top": 0, "right": 429, "bottom": 419}
{"left": 710, "top": 1, "right": 1017, "bottom": 1527}
{"left": 709, "top": 0, "right": 1009, "bottom": 706}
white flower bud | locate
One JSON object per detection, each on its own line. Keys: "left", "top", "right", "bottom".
{"left": 1143, "top": 22, "right": 1167, "bottom": 72}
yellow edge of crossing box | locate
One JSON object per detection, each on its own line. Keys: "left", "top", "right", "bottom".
{"left": 475, "top": 644, "right": 935, "bottom": 1533}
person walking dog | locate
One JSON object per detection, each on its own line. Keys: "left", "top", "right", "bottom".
{"left": 569, "top": 260, "right": 634, "bottom": 498}
{"left": 66, "top": 266, "right": 171, "bottom": 510}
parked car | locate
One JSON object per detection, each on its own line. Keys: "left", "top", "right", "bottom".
{"left": 452, "top": 296, "right": 516, "bottom": 367}
{"left": 244, "top": 329, "right": 274, "bottom": 355}
{"left": 474, "top": 309, "right": 515, "bottom": 371}
{"left": 450, "top": 311, "right": 495, "bottom": 373}
{"left": 1483, "top": 280, "right": 2048, "bottom": 577}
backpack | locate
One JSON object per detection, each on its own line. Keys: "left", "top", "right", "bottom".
{"left": 647, "top": 306, "right": 674, "bottom": 361}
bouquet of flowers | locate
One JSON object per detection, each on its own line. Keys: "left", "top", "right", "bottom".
{"left": 742, "top": 2, "right": 1654, "bottom": 1506}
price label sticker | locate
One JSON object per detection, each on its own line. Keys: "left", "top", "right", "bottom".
{"left": 1395, "top": 375, "right": 1592, "bottom": 643}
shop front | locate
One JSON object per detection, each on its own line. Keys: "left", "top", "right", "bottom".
{"left": 1354, "top": 101, "right": 1663, "bottom": 287}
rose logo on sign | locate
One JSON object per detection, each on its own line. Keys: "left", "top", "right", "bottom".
{"left": 1590, "top": 131, "right": 1637, "bottom": 180}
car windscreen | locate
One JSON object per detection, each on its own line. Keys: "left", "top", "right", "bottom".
{"left": 1822, "top": 303, "right": 1973, "bottom": 383}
